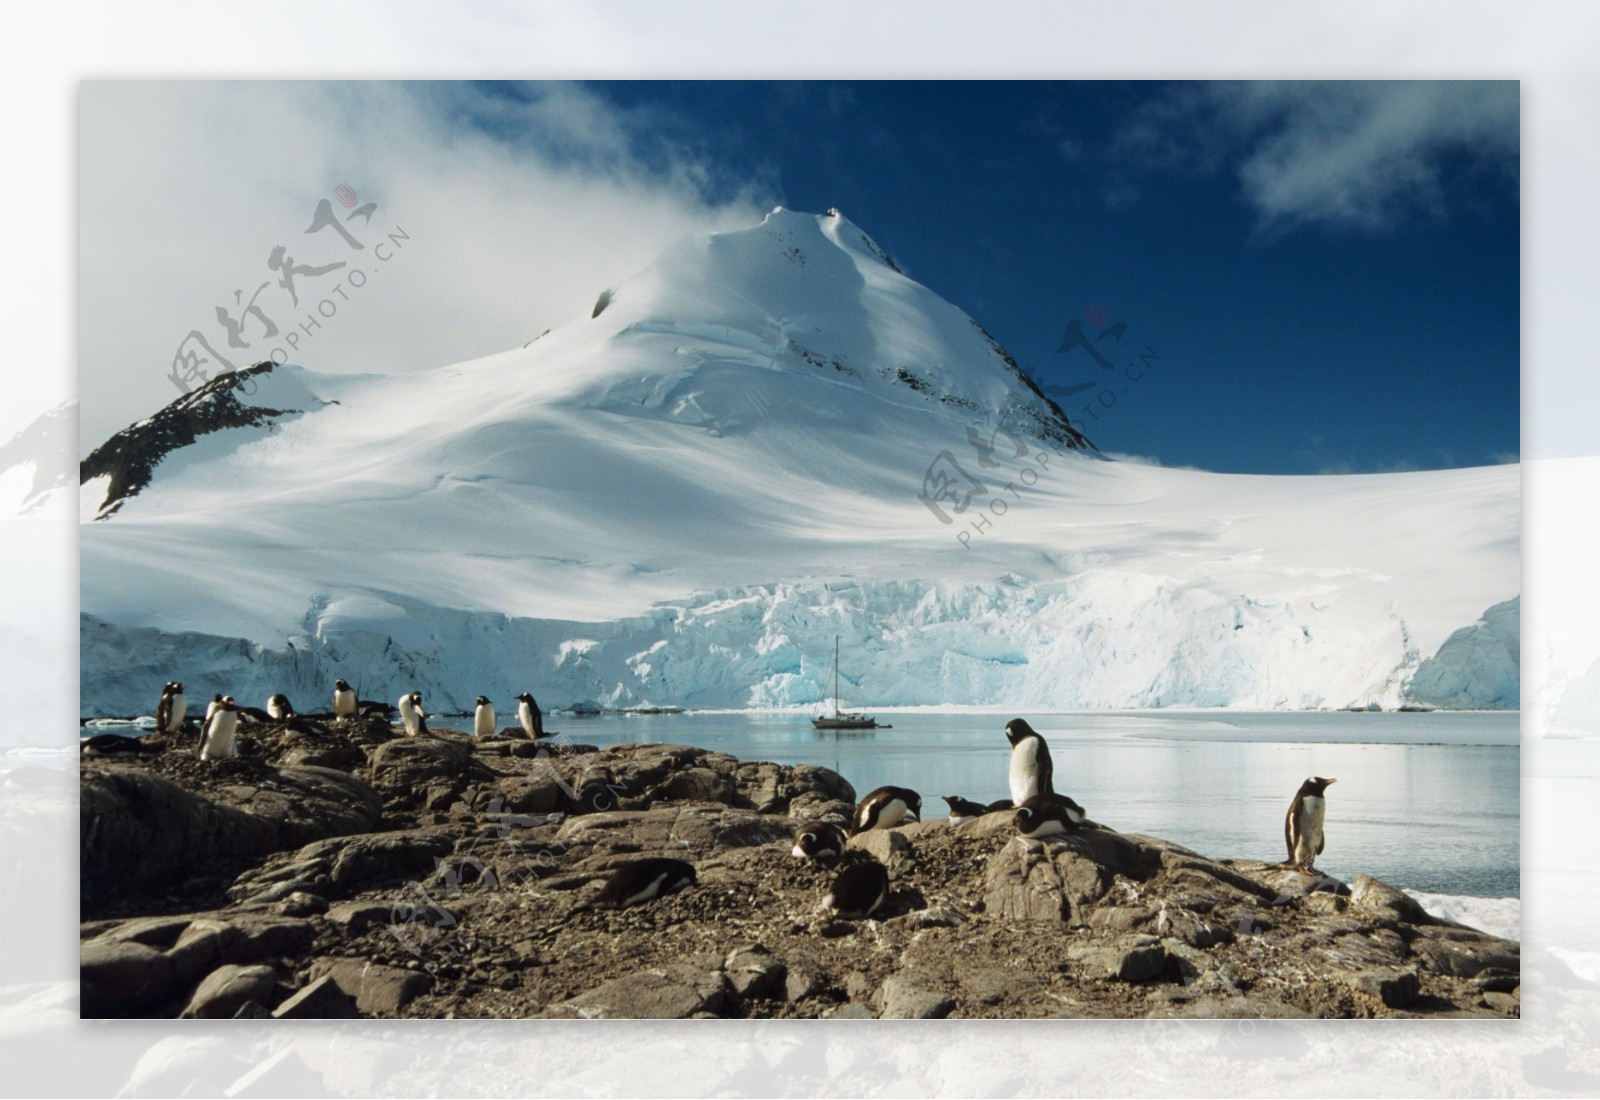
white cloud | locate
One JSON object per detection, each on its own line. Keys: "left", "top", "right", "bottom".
{"left": 78, "top": 82, "right": 770, "bottom": 451}
{"left": 1115, "top": 81, "right": 1519, "bottom": 233}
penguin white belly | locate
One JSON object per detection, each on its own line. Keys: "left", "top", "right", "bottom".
{"left": 875, "top": 799, "right": 908, "bottom": 828}
{"left": 168, "top": 697, "right": 186, "bottom": 731}
{"left": 1294, "top": 795, "right": 1326, "bottom": 865}
{"left": 1009, "top": 740, "right": 1041, "bottom": 806}
{"left": 333, "top": 690, "right": 356, "bottom": 718}
{"left": 474, "top": 707, "right": 496, "bottom": 739}
{"left": 518, "top": 702, "right": 536, "bottom": 737}
{"left": 201, "top": 714, "right": 238, "bottom": 760}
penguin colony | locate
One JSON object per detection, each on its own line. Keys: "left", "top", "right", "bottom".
{"left": 100, "top": 688, "right": 1342, "bottom": 917}
{"left": 96, "top": 681, "right": 555, "bottom": 763}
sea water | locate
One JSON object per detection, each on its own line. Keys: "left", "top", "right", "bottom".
{"left": 69, "top": 708, "right": 1521, "bottom": 936}
{"left": 551, "top": 709, "right": 1520, "bottom": 921}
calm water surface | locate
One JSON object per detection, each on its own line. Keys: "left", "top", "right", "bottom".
{"left": 551, "top": 710, "right": 1519, "bottom": 898}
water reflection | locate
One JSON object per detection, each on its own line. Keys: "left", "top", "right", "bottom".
{"left": 562, "top": 709, "right": 1519, "bottom": 898}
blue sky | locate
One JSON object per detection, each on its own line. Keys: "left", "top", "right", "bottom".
{"left": 562, "top": 80, "right": 1521, "bottom": 474}
{"left": 81, "top": 80, "right": 1519, "bottom": 475}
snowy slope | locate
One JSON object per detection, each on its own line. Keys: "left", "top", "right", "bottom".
{"left": 78, "top": 209, "right": 1519, "bottom": 715}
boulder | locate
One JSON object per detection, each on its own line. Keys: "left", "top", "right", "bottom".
{"left": 876, "top": 972, "right": 955, "bottom": 1019}
{"left": 1067, "top": 938, "right": 1168, "bottom": 982}
{"left": 180, "top": 964, "right": 279, "bottom": 1019}
{"left": 723, "top": 946, "right": 787, "bottom": 1000}
{"left": 543, "top": 964, "right": 731, "bottom": 1019}
{"left": 846, "top": 828, "right": 913, "bottom": 870}
{"left": 366, "top": 736, "right": 486, "bottom": 811}
{"left": 81, "top": 764, "right": 382, "bottom": 903}
{"left": 1346, "top": 968, "right": 1422, "bottom": 1008}
{"left": 982, "top": 832, "right": 1143, "bottom": 922}
{"left": 310, "top": 957, "right": 433, "bottom": 1015}
{"left": 228, "top": 828, "right": 459, "bottom": 904}
{"left": 80, "top": 939, "right": 181, "bottom": 1017}
{"left": 272, "top": 974, "right": 359, "bottom": 1019}
{"left": 80, "top": 911, "right": 313, "bottom": 1016}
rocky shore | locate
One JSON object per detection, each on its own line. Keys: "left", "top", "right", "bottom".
{"left": 79, "top": 719, "right": 1520, "bottom": 1019}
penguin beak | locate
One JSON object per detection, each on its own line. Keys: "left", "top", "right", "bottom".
{"left": 1326, "top": 778, "right": 1337, "bottom": 785}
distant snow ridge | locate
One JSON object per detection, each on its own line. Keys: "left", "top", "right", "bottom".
{"left": 81, "top": 574, "right": 1515, "bottom": 717}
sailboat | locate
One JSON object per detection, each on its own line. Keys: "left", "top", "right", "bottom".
{"left": 812, "top": 636, "right": 878, "bottom": 730}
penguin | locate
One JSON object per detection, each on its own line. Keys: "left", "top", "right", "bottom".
{"left": 199, "top": 698, "right": 240, "bottom": 760}
{"left": 791, "top": 822, "right": 848, "bottom": 861}
{"left": 156, "top": 682, "right": 186, "bottom": 735}
{"left": 1285, "top": 776, "right": 1336, "bottom": 874}
{"left": 473, "top": 695, "right": 497, "bottom": 740}
{"left": 267, "top": 694, "right": 325, "bottom": 736}
{"left": 1004, "top": 718, "right": 1055, "bottom": 807}
{"left": 849, "top": 786, "right": 921, "bottom": 835}
{"left": 822, "top": 858, "right": 890, "bottom": 919}
{"left": 81, "top": 732, "right": 157, "bottom": 756}
{"left": 332, "top": 679, "right": 358, "bottom": 720}
{"left": 398, "top": 691, "right": 429, "bottom": 736}
{"left": 594, "top": 858, "right": 697, "bottom": 909}
{"left": 1013, "top": 793, "right": 1089, "bottom": 839}
{"left": 515, "top": 692, "right": 544, "bottom": 739}
{"left": 234, "top": 699, "right": 272, "bottom": 724}
{"left": 941, "top": 795, "right": 992, "bottom": 823}
{"left": 204, "top": 693, "right": 224, "bottom": 725}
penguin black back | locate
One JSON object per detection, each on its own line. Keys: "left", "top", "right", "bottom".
{"left": 1285, "top": 776, "right": 1336, "bottom": 872}
{"left": 791, "top": 821, "right": 848, "bottom": 860}
{"left": 823, "top": 857, "right": 890, "bottom": 919}
{"left": 941, "top": 795, "right": 990, "bottom": 822}
{"left": 850, "top": 785, "right": 922, "bottom": 835}
{"left": 1013, "top": 792, "right": 1089, "bottom": 838}
{"left": 594, "top": 858, "right": 697, "bottom": 909}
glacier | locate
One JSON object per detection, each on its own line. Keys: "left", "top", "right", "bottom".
{"left": 77, "top": 208, "right": 1519, "bottom": 716}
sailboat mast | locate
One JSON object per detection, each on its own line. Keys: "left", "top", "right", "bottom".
{"left": 834, "top": 635, "right": 841, "bottom": 718}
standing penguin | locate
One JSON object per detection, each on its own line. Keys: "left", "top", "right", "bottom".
{"left": 199, "top": 698, "right": 240, "bottom": 761}
{"left": 473, "top": 696, "right": 497, "bottom": 740}
{"left": 1004, "top": 718, "right": 1055, "bottom": 807}
{"left": 332, "top": 679, "right": 358, "bottom": 720}
{"left": 1285, "top": 776, "right": 1336, "bottom": 874}
{"left": 156, "top": 682, "right": 186, "bottom": 735}
{"left": 515, "top": 692, "right": 544, "bottom": 739}
{"left": 398, "top": 691, "right": 429, "bottom": 737}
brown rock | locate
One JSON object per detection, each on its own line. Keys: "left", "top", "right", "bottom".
{"left": 310, "top": 956, "right": 433, "bottom": 1015}
{"left": 272, "top": 974, "right": 359, "bottom": 1018}
{"left": 181, "top": 963, "right": 279, "bottom": 1019}
{"left": 543, "top": 964, "right": 731, "bottom": 1019}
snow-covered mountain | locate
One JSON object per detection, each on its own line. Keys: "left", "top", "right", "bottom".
{"left": 79, "top": 208, "right": 1518, "bottom": 716}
